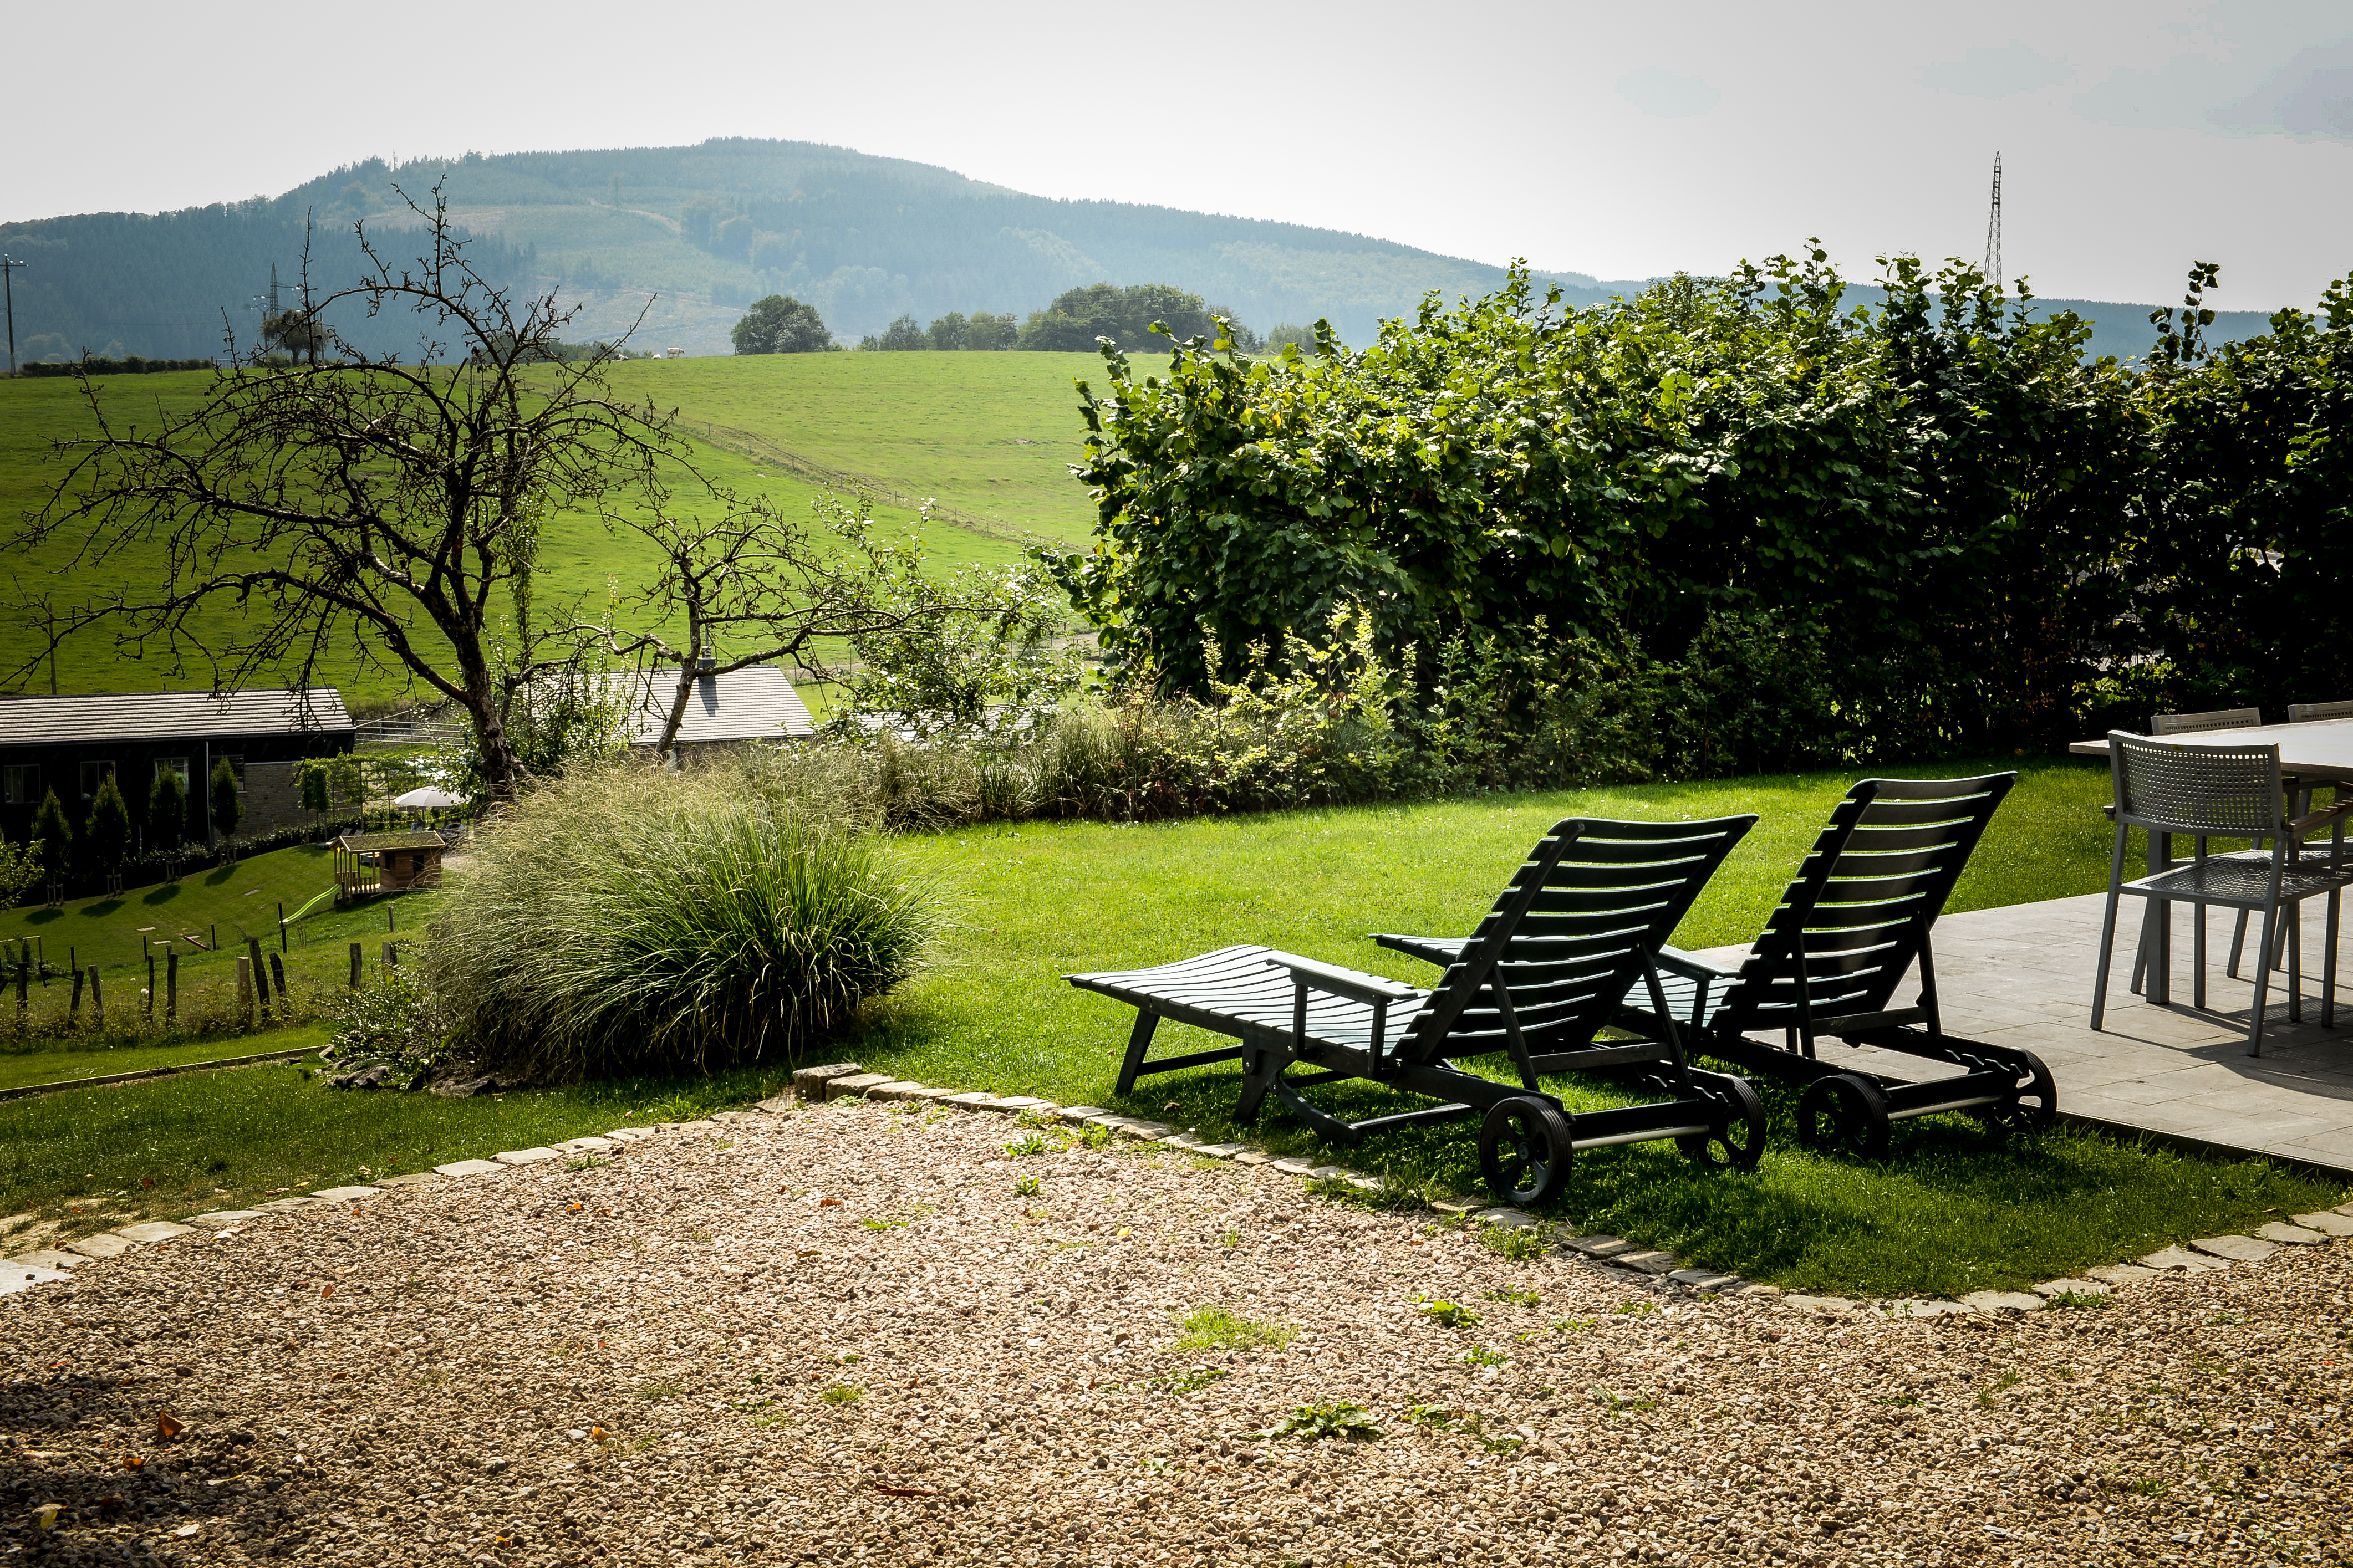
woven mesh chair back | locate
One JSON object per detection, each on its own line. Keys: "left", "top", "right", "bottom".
{"left": 2110, "top": 733, "right": 2284, "bottom": 839}
{"left": 1404, "top": 815, "right": 1755, "bottom": 1061}
{"left": 1712, "top": 774, "right": 2014, "bottom": 1036}
{"left": 2288, "top": 699, "right": 2353, "bottom": 723}
{"left": 2150, "top": 707, "right": 2263, "bottom": 736}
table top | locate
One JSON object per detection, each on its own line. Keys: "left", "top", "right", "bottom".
{"left": 2069, "top": 718, "right": 2353, "bottom": 778}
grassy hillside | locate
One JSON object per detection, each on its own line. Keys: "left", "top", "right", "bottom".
{"left": 0, "top": 355, "right": 1091, "bottom": 701}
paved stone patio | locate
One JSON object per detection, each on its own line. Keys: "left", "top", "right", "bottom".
{"left": 1697, "top": 890, "right": 2353, "bottom": 1175}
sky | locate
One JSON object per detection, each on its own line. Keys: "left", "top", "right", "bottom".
{"left": 9, "top": 0, "right": 2352, "bottom": 308}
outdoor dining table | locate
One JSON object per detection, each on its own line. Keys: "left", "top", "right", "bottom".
{"left": 2070, "top": 719, "right": 2353, "bottom": 1007}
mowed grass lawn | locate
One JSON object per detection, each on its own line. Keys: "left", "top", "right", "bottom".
{"left": 8, "top": 755, "right": 2339, "bottom": 1298}
{"left": 0, "top": 358, "right": 1061, "bottom": 702}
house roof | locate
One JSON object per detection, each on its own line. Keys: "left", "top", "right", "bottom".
{"left": 0, "top": 688, "right": 353, "bottom": 748}
{"left": 611, "top": 665, "right": 814, "bottom": 746}
{"left": 337, "top": 831, "right": 447, "bottom": 853}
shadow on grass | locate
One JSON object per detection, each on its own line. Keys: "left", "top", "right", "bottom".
{"left": 845, "top": 1011, "right": 2340, "bottom": 1298}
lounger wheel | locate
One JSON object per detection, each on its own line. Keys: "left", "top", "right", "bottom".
{"left": 1679, "top": 1070, "right": 1767, "bottom": 1171}
{"left": 1973, "top": 1050, "right": 2058, "bottom": 1136}
{"left": 1797, "top": 1074, "right": 1892, "bottom": 1160}
{"left": 1478, "top": 1097, "right": 1575, "bottom": 1208}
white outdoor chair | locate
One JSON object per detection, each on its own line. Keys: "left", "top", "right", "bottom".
{"left": 2092, "top": 733, "right": 2353, "bottom": 1055}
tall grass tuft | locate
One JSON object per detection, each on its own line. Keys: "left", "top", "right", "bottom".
{"left": 431, "top": 764, "right": 934, "bottom": 1080}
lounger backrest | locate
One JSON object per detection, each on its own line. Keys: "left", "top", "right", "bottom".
{"left": 1400, "top": 814, "right": 1758, "bottom": 1061}
{"left": 1714, "top": 774, "right": 2015, "bottom": 1036}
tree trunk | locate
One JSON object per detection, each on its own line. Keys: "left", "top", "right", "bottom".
{"left": 457, "top": 650, "right": 529, "bottom": 804}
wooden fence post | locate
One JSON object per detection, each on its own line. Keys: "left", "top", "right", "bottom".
{"left": 16, "top": 957, "right": 27, "bottom": 1011}
{"left": 147, "top": 952, "right": 156, "bottom": 1015}
{"left": 247, "top": 938, "right": 272, "bottom": 1020}
{"left": 70, "top": 968, "right": 83, "bottom": 1016}
{"left": 166, "top": 950, "right": 178, "bottom": 1022}
{"left": 87, "top": 967, "right": 102, "bottom": 1021}
{"left": 236, "top": 956, "right": 253, "bottom": 1028}
{"left": 278, "top": 901, "right": 288, "bottom": 953}
{"left": 269, "top": 952, "right": 287, "bottom": 998}
{"left": 348, "top": 942, "right": 363, "bottom": 988}
{"left": 381, "top": 942, "right": 397, "bottom": 972}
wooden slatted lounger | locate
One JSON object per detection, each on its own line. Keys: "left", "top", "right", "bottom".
{"left": 1067, "top": 815, "right": 1769, "bottom": 1206}
{"left": 1613, "top": 775, "right": 2055, "bottom": 1157}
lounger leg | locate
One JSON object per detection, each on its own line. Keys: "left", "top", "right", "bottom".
{"left": 1114, "top": 1010, "right": 1162, "bottom": 1097}
{"left": 1234, "top": 1046, "right": 1280, "bottom": 1125}
{"left": 2248, "top": 906, "right": 2279, "bottom": 1057}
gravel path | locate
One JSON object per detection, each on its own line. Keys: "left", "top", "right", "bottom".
{"left": 4, "top": 1097, "right": 2349, "bottom": 1566}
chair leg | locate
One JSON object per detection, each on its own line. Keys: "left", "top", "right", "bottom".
{"left": 2228, "top": 909, "right": 2250, "bottom": 978}
{"left": 2193, "top": 901, "right": 2207, "bottom": 1011}
{"left": 2248, "top": 905, "right": 2280, "bottom": 1057}
{"left": 2091, "top": 887, "right": 2126, "bottom": 1033}
{"left": 2289, "top": 904, "right": 2304, "bottom": 1024}
{"left": 2324, "top": 891, "right": 2341, "bottom": 1031}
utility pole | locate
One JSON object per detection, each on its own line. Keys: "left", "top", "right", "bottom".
{"left": 1983, "top": 152, "right": 2003, "bottom": 291}
{"left": 0, "top": 254, "right": 24, "bottom": 375}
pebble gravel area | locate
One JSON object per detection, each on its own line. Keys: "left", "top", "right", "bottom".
{"left": 4, "top": 1097, "right": 2351, "bottom": 1568}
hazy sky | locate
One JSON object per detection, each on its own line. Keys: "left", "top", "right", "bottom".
{"left": 12, "top": 1, "right": 2352, "bottom": 307}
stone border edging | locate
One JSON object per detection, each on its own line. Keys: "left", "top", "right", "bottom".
{"left": 0, "top": 1044, "right": 327, "bottom": 1104}
{"left": 9, "top": 1058, "right": 2351, "bottom": 1322}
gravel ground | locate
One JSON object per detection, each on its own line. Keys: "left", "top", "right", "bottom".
{"left": 3, "top": 1096, "right": 2350, "bottom": 1567}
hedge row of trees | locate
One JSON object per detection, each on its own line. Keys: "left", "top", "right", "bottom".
{"left": 26, "top": 758, "right": 242, "bottom": 890}
{"left": 732, "top": 283, "right": 1320, "bottom": 357}
{"left": 1054, "top": 252, "right": 2353, "bottom": 757}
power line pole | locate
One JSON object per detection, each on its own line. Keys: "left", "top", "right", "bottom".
{"left": 0, "top": 254, "right": 25, "bottom": 375}
{"left": 1983, "top": 152, "right": 2003, "bottom": 291}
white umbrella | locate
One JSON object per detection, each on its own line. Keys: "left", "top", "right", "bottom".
{"left": 392, "top": 786, "right": 463, "bottom": 810}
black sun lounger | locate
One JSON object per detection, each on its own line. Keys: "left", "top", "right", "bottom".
{"left": 1067, "top": 815, "right": 1768, "bottom": 1206}
{"left": 1624, "top": 774, "right": 2056, "bottom": 1156}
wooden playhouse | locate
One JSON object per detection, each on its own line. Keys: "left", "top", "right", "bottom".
{"left": 334, "top": 830, "right": 447, "bottom": 900}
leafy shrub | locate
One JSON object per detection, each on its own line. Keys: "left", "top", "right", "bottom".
{"left": 323, "top": 967, "right": 447, "bottom": 1080}
{"left": 430, "top": 762, "right": 934, "bottom": 1080}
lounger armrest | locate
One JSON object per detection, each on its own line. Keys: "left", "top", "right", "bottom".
{"left": 1275, "top": 955, "right": 1420, "bottom": 1007}
{"left": 1370, "top": 933, "right": 1469, "bottom": 968}
{"left": 1656, "top": 945, "right": 1739, "bottom": 983}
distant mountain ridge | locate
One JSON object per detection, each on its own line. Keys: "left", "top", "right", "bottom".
{"left": 0, "top": 136, "right": 2288, "bottom": 364}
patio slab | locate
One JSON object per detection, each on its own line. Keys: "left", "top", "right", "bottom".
{"left": 1693, "top": 890, "right": 2353, "bottom": 1177}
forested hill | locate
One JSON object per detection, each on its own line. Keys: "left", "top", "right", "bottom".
{"left": 0, "top": 136, "right": 2290, "bottom": 363}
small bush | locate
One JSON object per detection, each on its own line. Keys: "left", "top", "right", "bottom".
{"left": 323, "top": 967, "right": 446, "bottom": 1079}
{"left": 430, "top": 763, "right": 934, "bottom": 1080}
{"left": 1254, "top": 1401, "right": 1382, "bottom": 1443}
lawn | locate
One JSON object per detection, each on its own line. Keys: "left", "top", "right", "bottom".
{"left": 0, "top": 356, "right": 1082, "bottom": 702}
{"left": 0, "top": 1025, "right": 328, "bottom": 1093}
{"left": 0, "top": 841, "right": 445, "bottom": 1022}
{"left": 7, "top": 755, "right": 2340, "bottom": 1298}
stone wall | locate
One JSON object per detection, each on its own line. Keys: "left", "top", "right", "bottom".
{"left": 235, "top": 761, "right": 309, "bottom": 837}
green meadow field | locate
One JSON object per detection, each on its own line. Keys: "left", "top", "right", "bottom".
{"left": 0, "top": 352, "right": 1111, "bottom": 703}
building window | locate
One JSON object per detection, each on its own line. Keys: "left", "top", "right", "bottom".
{"left": 2, "top": 765, "right": 35, "bottom": 805}
{"left": 154, "top": 757, "right": 190, "bottom": 789}
{"left": 79, "top": 760, "right": 114, "bottom": 799}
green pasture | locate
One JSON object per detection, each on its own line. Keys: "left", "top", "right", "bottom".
{"left": 5, "top": 757, "right": 2339, "bottom": 1298}
{"left": 0, "top": 355, "right": 1086, "bottom": 702}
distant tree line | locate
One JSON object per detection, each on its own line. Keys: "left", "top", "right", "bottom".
{"left": 849, "top": 283, "right": 1317, "bottom": 355}
{"left": 17, "top": 355, "right": 217, "bottom": 377}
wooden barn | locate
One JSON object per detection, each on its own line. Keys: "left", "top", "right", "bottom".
{"left": 334, "top": 830, "right": 447, "bottom": 900}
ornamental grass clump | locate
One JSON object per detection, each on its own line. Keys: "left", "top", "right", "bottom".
{"left": 432, "top": 763, "right": 933, "bottom": 1080}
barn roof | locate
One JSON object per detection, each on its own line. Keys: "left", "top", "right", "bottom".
{"left": 0, "top": 688, "right": 353, "bottom": 747}
{"left": 610, "top": 665, "right": 814, "bottom": 746}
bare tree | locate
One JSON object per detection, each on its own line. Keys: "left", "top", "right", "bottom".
{"left": 8, "top": 187, "right": 686, "bottom": 801}
{"left": 594, "top": 495, "right": 1057, "bottom": 762}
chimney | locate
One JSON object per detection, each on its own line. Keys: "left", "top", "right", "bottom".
{"left": 696, "top": 651, "right": 715, "bottom": 677}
